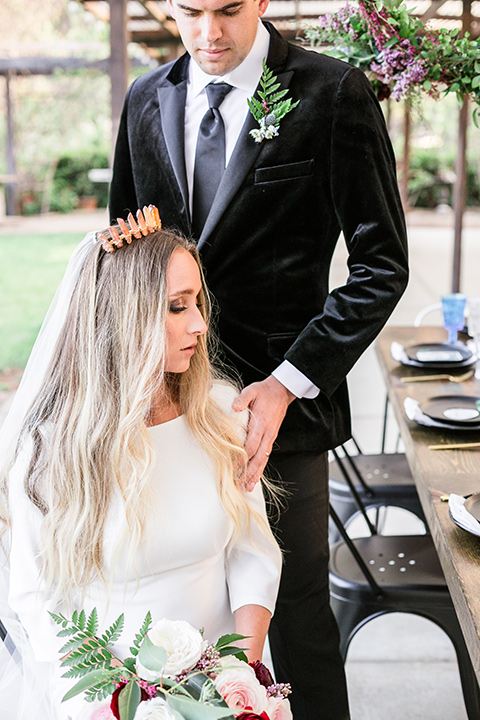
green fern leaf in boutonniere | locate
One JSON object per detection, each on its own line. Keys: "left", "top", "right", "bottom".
{"left": 248, "top": 59, "right": 299, "bottom": 143}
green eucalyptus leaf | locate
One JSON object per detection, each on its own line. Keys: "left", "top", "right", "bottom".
{"left": 137, "top": 634, "right": 168, "bottom": 672}
{"left": 215, "top": 633, "right": 247, "bottom": 649}
{"left": 218, "top": 647, "right": 248, "bottom": 663}
{"left": 168, "top": 694, "right": 235, "bottom": 720}
{"left": 61, "top": 669, "right": 108, "bottom": 701}
{"left": 118, "top": 680, "right": 141, "bottom": 720}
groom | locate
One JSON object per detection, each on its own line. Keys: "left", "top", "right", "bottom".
{"left": 109, "top": 1, "right": 409, "bottom": 717}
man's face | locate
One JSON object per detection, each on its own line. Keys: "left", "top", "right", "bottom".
{"left": 167, "top": 0, "right": 269, "bottom": 76}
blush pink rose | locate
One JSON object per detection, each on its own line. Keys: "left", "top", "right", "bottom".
{"left": 214, "top": 656, "right": 269, "bottom": 716}
{"left": 266, "top": 697, "right": 293, "bottom": 720}
{"left": 77, "top": 700, "right": 116, "bottom": 720}
{"left": 91, "top": 708, "right": 116, "bottom": 720}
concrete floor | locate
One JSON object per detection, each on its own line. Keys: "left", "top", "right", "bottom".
{"left": 1, "top": 207, "right": 479, "bottom": 719}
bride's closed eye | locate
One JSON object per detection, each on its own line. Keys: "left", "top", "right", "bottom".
{"left": 169, "top": 302, "right": 187, "bottom": 314}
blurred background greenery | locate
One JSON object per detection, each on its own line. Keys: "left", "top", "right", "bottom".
{"left": 0, "top": 233, "right": 82, "bottom": 372}
{"left": 1, "top": 0, "right": 479, "bottom": 373}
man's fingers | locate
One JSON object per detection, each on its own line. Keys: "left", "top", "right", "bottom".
{"left": 232, "top": 385, "right": 256, "bottom": 412}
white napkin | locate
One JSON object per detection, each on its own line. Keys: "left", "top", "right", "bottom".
{"left": 391, "top": 341, "right": 409, "bottom": 364}
{"left": 449, "top": 493, "right": 480, "bottom": 536}
{"left": 403, "top": 397, "right": 480, "bottom": 430}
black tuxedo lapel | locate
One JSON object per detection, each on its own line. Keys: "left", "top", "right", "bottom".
{"left": 197, "top": 24, "right": 291, "bottom": 250}
{"left": 157, "top": 55, "right": 190, "bottom": 222}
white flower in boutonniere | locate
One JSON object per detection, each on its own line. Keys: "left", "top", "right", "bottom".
{"left": 248, "top": 59, "right": 300, "bottom": 143}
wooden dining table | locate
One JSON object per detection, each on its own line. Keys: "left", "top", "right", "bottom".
{"left": 375, "top": 325, "right": 480, "bottom": 681}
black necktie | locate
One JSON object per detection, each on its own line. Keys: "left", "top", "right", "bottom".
{"left": 192, "top": 82, "right": 233, "bottom": 238}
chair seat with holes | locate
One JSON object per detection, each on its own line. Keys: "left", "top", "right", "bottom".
{"left": 331, "top": 535, "right": 446, "bottom": 595}
{"left": 329, "top": 532, "right": 480, "bottom": 720}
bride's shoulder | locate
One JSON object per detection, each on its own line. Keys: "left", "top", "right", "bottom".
{"left": 209, "top": 379, "right": 239, "bottom": 410}
{"left": 209, "top": 380, "right": 248, "bottom": 434}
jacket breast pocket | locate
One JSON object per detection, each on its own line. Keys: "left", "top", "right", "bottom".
{"left": 254, "top": 160, "right": 314, "bottom": 185}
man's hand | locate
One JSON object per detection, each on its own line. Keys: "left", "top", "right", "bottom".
{"left": 232, "top": 375, "right": 295, "bottom": 491}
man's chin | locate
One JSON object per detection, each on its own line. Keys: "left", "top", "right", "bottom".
{"left": 193, "top": 50, "right": 237, "bottom": 76}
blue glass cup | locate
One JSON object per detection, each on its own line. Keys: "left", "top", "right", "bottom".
{"left": 442, "top": 293, "right": 467, "bottom": 344}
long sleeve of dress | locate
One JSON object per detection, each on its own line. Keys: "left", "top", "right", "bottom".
{"left": 210, "top": 381, "right": 282, "bottom": 616}
{"left": 226, "top": 481, "right": 281, "bottom": 615}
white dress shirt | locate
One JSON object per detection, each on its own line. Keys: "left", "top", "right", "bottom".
{"left": 184, "top": 21, "right": 319, "bottom": 400}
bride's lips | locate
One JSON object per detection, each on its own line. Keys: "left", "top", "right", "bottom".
{"left": 181, "top": 343, "right": 197, "bottom": 356}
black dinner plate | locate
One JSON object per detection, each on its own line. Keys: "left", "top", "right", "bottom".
{"left": 420, "top": 395, "right": 480, "bottom": 426}
{"left": 405, "top": 342, "right": 473, "bottom": 368}
{"left": 464, "top": 494, "right": 480, "bottom": 523}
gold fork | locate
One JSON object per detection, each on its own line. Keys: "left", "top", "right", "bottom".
{"left": 400, "top": 369, "right": 474, "bottom": 383}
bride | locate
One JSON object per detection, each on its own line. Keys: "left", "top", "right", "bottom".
{"left": 0, "top": 207, "right": 281, "bottom": 719}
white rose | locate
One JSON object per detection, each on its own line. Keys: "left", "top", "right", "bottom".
{"left": 136, "top": 618, "right": 205, "bottom": 680}
{"left": 214, "top": 655, "right": 268, "bottom": 715}
{"left": 133, "top": 697, "right": 183, "bottom": 720}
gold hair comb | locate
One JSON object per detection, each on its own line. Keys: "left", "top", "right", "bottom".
{"left": 97, "top": 205, "right": 162, "bottom": 253}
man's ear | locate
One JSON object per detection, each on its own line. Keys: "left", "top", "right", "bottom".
{"left": 166, "top": 0, "right": 175, "bottom": 18}
{"left": 258, "top": 0, "right": 270, "bottom": 18}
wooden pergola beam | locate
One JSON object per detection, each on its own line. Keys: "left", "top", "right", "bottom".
{"left": 421, "top": 0, "right": 448, "bottom": 20}
{"left": 452, "top": 0, "right": 473, "bottom": 293}
{"left": 109, "top": 0, "right": 130, "bottom": 160}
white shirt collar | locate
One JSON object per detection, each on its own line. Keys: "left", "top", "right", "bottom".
{"left": 188, "top": 20, "right": 270, "bottom": 97}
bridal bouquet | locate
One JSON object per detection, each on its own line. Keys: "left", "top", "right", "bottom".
{"left": 51, "top": 610, "right": 292, "bottom": 720}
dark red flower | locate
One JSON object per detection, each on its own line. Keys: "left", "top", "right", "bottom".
{"left": 375, "top": 82, "right": 392, "bottom": 101}
{"left": 110, "top": 681, "right": 149, "bottom": 720}
{"left": 236, "top": 713, "right": 271, "bottom": 720}
{"left": 249, "top": 661, "right": 274, "bottom": 689}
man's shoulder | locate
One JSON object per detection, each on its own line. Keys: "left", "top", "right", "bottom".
{"left": 286, "top": 40, "right": 357, "bottom": 80}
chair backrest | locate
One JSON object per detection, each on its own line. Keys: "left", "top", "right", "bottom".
{"left": 414, "top": 302, "right": 442, "bottom": 327}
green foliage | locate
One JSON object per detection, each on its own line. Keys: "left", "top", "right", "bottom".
{"left": 407, "top": 148, "right": 480, "bottom": 207}
{"left": 50, "top": 609, "right": 128, "bottom": 702}
{"left": 304, "top": 0, "right": 480, "bottom": 110}
{"left": 247, "top": 60, "right": 299, "bottom": 123}
{"left": 129, "top": 610, "right": 152, "bottom": 657}
{"left": 50, "top": 150, "right": 110, "bottom": 213}
{"left": 214, "top": 633, "right": 248, "bottom": 663}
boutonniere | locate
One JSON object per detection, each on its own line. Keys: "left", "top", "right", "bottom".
{"left": 248, "top": 59, "right": 300, "bottom": 143}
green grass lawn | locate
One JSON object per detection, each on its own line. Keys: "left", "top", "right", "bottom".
{"left": 0, "top": 233, "right": 84, "bottom": 372}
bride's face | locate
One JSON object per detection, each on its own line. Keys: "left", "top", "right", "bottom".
{"left": 165, "top": 248, "right": 207, "bottom": 373}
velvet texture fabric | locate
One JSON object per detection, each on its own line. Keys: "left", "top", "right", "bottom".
{"left": 109, "top": 23, "right": 408, "bottom": 454}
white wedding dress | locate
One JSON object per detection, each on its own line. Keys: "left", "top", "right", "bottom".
{"left": 4, "top": 384, "right": 282, "bottom": 720}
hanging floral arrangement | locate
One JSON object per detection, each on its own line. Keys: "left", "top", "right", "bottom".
{"left": 304, "top": 0, "right": 480, "bottom": 122}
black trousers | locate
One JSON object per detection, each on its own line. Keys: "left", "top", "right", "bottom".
{"left": 267, "top": 450, "right": 350, "bottom": 720}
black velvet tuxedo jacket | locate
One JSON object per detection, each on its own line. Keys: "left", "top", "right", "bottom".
{"left": 109, "top": 23, "right": 409, "bottom": 454}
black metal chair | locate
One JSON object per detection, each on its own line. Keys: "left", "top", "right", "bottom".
{"left": 329, "top": 439, "right": 427, "bottom": 541}
{"left": 329, "top": 504, "right": 480, "bottom": 720}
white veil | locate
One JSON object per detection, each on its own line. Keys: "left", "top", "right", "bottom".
{"left": 0, "top": 231, "right": 97, "bottom": 719}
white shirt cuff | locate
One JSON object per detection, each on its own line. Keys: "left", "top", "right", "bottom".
{"left": 272, "top": 361, "right": 320, "bottom": 399}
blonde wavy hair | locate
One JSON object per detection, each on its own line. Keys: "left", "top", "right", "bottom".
{"left": 4, "top": 228, "right": 268, "bottom": 603}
